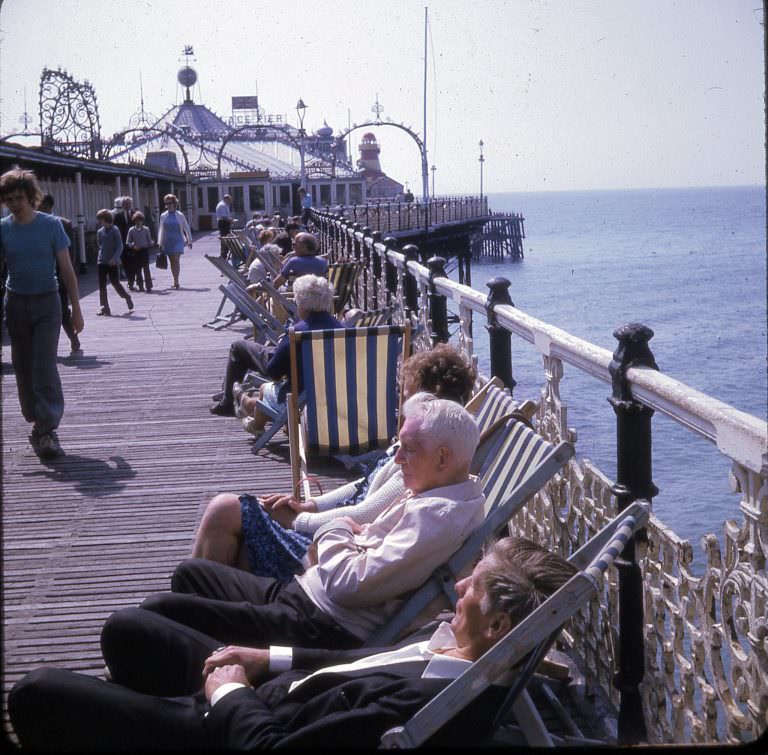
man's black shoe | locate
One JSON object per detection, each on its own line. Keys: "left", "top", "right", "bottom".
{"left": 209, "top": 401, "right": 235, "bottom": 417}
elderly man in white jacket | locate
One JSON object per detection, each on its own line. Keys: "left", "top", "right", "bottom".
{"left": 98, "top": 394, "right": 486, "bottom": 696}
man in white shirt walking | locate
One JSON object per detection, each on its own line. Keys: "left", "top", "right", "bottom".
{"left": 215, "top": 193, "right": 233, "bottom": 257}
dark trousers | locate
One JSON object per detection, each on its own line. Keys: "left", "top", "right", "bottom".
{"left": 218, "top": 218, "right": 232, "bottom": 256}
{"left": 97, "top": 263, "right": 130, "bottom": 310}
{"left": 135, "top": 248, "right": 153, "bottom": 291}
{"left": 9, "top": 667, "right": 213, "bottom": 751}
{"left": 121, "top": 249, "right": 140, "bottom": 288}
{"left": 100, "top": 560, "right": 359, "bottom": 697}
{"left": 220, "top": 338, "right": 274, "bottom": 408}
{"left": 3, "top": 290, "right": 64, "bottom": 433}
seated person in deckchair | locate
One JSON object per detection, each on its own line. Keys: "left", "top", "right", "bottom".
{"left": 271, "top": 231, "right": 326, "bottom": 289}
{"left": 195, "top": 344, "right": 476, "bottom": 579}
{"left": 209, "top": 274, "right": 341, "bottom": 418}
{"left": 9, "top": 537, "right": 575, "bottom": 750}
{"left": 77, "top": 396, "right": 485, "bottom": 703}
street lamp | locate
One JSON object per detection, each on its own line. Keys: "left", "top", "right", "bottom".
{"left": 296, "top": 98, "right": 307, "bottom": 191}
{"left": 431, "top": 164, "right": 436, "bottom": 198}
{"left": 478, "top": 139, "right": 485, "bottom": 200}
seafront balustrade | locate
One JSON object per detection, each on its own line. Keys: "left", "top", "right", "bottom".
{"left": 311, "top": 208, "right": 768, "bottom": 746}
{"left": 318, "top": 195, "right": 489, "bottom": 235}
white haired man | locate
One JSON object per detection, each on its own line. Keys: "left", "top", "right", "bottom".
{"left": 85, "top": 395, "right": 485, "bottom": 697}
{"left": 209, "top": 274, "right": 343, "bottom": 419}
{"left": 9, "top": 537, "right": 576, "bottom": 749}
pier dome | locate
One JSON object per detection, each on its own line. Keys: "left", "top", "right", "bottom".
{"left": 177, "top": 66, "right": 198, "bottom": 88}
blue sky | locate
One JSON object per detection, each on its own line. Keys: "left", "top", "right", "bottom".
{"left": 0, "top": 0, "right": 764, "bottom": 193}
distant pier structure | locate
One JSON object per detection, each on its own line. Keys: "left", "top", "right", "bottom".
{"left": 470, "top": 211, "right": 525, "bottom": 260}
{"left": 322, "top": 197, "right": 526, "bottom": 286}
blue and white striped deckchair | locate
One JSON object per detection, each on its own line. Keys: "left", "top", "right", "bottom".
{"left": 380, "top": 500, "right": 651, "bottom": 748}
{"left": 326, "top": 260, "right": 362, "bottom": 314}
{"left": 287, "top": 324, "right": 411, "bottom": 499}
{"left": 364, "top": 415, "right": 574, "bottom": 647}
{"left": 465, "top": 376, "right": 520, "bottom": 437}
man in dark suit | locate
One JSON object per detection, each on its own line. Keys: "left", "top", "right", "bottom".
{"left": 8, "top": 537, "right": 576, "bottom": 750}
{"left": 113, "top": 196, "right": 139, "bottom": 290}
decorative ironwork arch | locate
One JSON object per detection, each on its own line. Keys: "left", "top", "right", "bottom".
{"left": 39, "top": 68, "right": 102, "bottom": 159}
{"left": 103, "top": 127, "right": 192, "bottom": 175}
{"left": 331, "top": 120, "right": 429, "bottom": 201}
{"left": 216, "top": 123, "right": 302, "bottom": 180}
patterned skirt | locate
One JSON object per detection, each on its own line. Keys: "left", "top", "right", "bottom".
{"left": 239, "top": 494, "right": 312, "bottom": 581}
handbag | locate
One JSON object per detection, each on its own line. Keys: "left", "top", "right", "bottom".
{"left": 155, "top": 252, "right": 168, "bottom": 269}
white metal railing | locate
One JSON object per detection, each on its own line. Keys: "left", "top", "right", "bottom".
{"left": 316, "top": 212, "right": 768, "bottom": 745}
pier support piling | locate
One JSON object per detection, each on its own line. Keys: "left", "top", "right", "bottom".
{"left": 485, "top": 277, "right": 516, "bottom": 393}
{"left": 608, "top": 322, "right": 658, "bottom": 745}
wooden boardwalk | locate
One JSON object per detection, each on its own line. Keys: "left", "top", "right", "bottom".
{"left": 0, "top": 232, "right": 351, "bottom": 737}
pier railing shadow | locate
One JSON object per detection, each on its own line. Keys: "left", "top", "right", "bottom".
{"left": 312, "top": 208, "right": 768, "bottom": 747}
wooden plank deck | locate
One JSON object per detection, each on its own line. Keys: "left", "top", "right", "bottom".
{"left": 1, "top": 232, "right": 352, "bottom": 738}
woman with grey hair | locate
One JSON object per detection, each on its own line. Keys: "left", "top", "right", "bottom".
{"left": 239, "top": 274, "right": 341, "bottom": 435}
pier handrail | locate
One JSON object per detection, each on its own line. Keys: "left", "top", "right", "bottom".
{"left": 313, "top": 207, "right": 768, "bottom": 746}
{"left": 358, "top": 234, "right": 768, "bottom": 475}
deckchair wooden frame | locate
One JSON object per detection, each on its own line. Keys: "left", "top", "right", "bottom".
{"left": 380, "top": 500, "right": 651, "bottom": 748}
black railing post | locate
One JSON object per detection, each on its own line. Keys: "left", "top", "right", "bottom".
{"left": 427, "top": 256, "right": 449, "bottom": 344}
{"left": 352, "top": 223, "right": 362, "bottom": 267}
{"left": 371, "top": 230, "right": 382, "bottom": 308}
{"left": 485, "top": 276, "right": 516, "bottom": 393}
{"left": 402, "top": 244, "right": 420, "bottom": 319}
{"left": 383, "top": 236, "right": 398, "bottom": 306}
{"left": 361, "top": 227, "right": 372, "bottom": 309}
{"left": 608, "top": 322, "right": 657, "bottom": 746}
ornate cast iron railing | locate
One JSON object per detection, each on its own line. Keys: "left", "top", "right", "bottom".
{"left": 312, "top": 209, "right": 768, "bottom": 746}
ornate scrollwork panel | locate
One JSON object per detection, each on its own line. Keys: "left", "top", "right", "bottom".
{"left": 640, "top": 462, "right": 768, "bottom": 744}
{"left": 39, "top": 68, "right": 102, "bottom": 159}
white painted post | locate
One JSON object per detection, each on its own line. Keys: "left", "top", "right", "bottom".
{"left": 75, "top": 171, "right": 87, "bottom": 269}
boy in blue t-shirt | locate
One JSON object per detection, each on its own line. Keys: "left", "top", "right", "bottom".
{"left": 0, "top": 167, "right": 84, "bottom": 459}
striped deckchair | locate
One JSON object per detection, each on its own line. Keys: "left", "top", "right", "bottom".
{"left": 380, "top": 500, "right": 650, "bottom": 748}
{"left": 465, "top": 376, "right": 519, "bottom": 436}
{"left": 222, "top": 235, "right": 248, "bottom": 267}
{"left": 343, "top": 306, "right": 393, "bottom": 327}
{"left": 287, "top": 324, "right": 411, "bottom": 499}
{"left": 364, "top": 415, "right": 574, "bottom": 647}
{"left": 326, "top": 261, "right": 362, "bottom": 314}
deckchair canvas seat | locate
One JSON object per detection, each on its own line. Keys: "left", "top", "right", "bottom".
{"left": 287, "top": 324, "right": 410, "bottom": 498}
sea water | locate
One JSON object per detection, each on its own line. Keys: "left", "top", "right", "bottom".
{"left": 466, "top": 186, "right": 766, "bottom": 551}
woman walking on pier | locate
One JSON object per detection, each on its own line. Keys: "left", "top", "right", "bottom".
{"left": 157, "top": 194, "right": 192, "bottom": 289}
{"left": 0, "top": 167, "right": 84, "bottom": 459}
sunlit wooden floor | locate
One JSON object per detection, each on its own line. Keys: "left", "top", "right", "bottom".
{"left": 1, "top": 231, "right": 351, "bottom": 738}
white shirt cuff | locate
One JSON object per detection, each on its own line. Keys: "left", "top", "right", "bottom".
{"left": 209, "top": 682, "right": 247, "bottom": 708}
{"left": 269, "top": 645, "right": 293, "bottom": 673}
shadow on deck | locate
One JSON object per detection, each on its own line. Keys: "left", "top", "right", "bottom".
{"left": 1, "top": 232, "right": 352, "bottom": 735}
